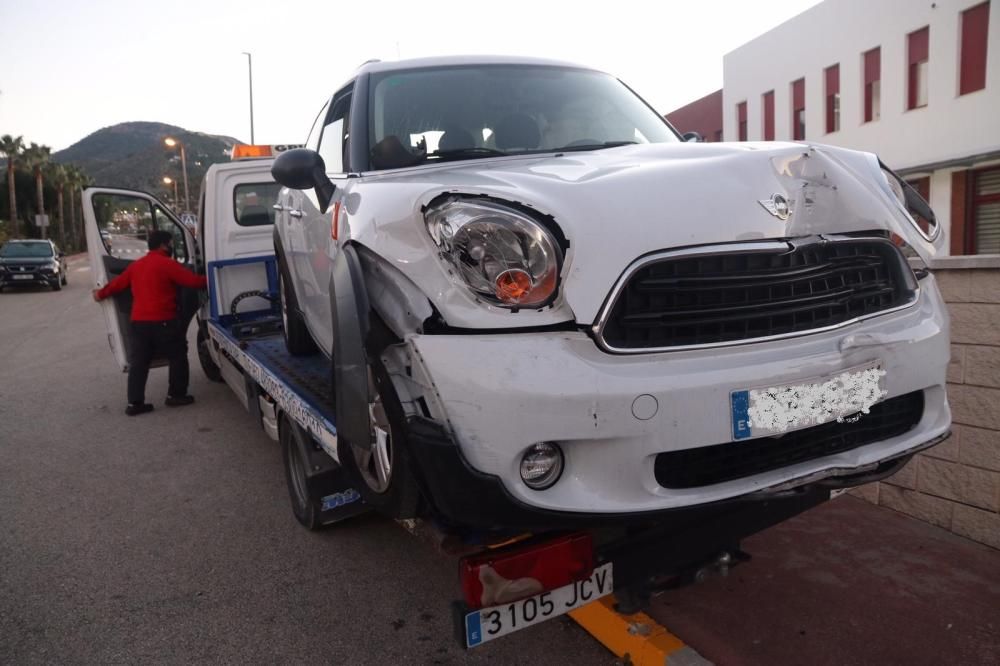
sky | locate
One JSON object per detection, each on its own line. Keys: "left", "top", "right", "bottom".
{"left": 0, "top": 0, "right": 822, "bottom": 152}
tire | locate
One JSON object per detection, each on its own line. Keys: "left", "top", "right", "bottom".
{"left": 197, "top": 327, "right": 224, "bottom": 383}
{"left": 276, "top": 249, "right": 318, "bottom": 356}
{"left": 279, "top": 414, "right": 325, "bottom": 530}
{"left": 61, "top": 273, "right": 68, "bottom": 286}
{"left": 52, "top": 280, "right": 62, "bottom": 291}
{"left": 337, "top": 355, "right": 422, "bottom": 519}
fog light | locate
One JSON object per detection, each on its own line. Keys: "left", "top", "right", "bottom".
{"left": 519, "top": 442, "right": 564, "bottom": 490}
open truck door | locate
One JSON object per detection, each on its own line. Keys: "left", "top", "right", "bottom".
{"left": 84, "top": 187, "right": 198, "bottom": 371}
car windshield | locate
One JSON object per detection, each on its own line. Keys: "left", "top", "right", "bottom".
{"left": 368, "top": 65, "right": 678, "bottom": 170}
{"left": 0, "top": 241, "right": 53, "bottom": 258}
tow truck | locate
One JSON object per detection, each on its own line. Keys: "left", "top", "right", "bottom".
{"left": 83, "top": 144, "right": 902, "bottom": 651}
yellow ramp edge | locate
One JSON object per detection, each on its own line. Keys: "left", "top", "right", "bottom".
{"left": 569, "top": 595, "right": 712, "bottom": 666}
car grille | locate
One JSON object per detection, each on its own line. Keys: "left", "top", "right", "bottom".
{"left": 653, "top": 390, "right": 924, "bottom": 489}
{"left": 597, "top": 238, "right": 915, "bottom": 351}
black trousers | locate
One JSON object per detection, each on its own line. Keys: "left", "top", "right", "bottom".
{"left": 127, "top": 319, "right": 189, "bottom": 404}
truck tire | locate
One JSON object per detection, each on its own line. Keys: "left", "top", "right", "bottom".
{"left": 276, "top": 250, "right": 318, "bottom": 356}
{"left": 280, "top": 414, "right": 326, "bottom": 530}
{"left": 197, "top": 327, "right": 224, "bottom": 383}
{"left": 337, "top": 357, "right": 422, "bottom": 519}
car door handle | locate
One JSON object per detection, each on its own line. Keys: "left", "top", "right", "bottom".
{"left": 271, "top": 204, "right": 285, "bottom": 211}
{"left": 288, "top": 209, "right": 303, "bottom": 218}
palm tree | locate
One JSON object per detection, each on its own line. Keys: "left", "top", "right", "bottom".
{"left": 0, "top": 134, "right": 24, "bottom": 238}
{"left": 66, "top": 166, "right": 91, "bottom": 250}
{"left": 22, "top": 143, "right": 51, "bottom": 239}
{"left": 47, "top": 163, "right": 68, "bottom": 248}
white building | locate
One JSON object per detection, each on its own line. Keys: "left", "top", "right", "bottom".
{"left": 721, "top": 0, "right": 999, "bottom": 257}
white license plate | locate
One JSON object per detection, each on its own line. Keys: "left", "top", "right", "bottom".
{"left": 730, "top": 360, "right": 886, "bottom": 441}
{"left": 12, "top": 274, "right": 33, "bottom": 280}
{"left": 465, "top": 562, "right": 613, "bottom": 648}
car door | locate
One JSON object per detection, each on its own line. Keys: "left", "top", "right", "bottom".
{"left": 297, "top": 83, "right": 353, "bottom": 355}
{"left": 84, "top": 187, "right": 198, "bottom": 371}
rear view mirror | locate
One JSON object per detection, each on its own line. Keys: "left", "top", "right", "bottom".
{"left": 682, "top": 131, "right": 703, "bottom": 143}
{"left": 271, "top": 148, "right": 336, "bottom": 211}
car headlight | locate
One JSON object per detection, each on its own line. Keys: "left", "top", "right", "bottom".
{"left": 425, "top": 198, "right": 563, "bottom": 309}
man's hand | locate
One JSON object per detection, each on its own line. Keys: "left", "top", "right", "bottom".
{"left": 92, "top": 289, "right": 102, "bottom": 302}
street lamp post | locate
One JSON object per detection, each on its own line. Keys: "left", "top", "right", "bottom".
{"left": 163, "top": 176, "right": 179, "bottom": 211}
{"left": 164, "top": 137, "right": 190, "bottom": 213}
{"left": 242, "top": 52, "right": 255, "bottom": 144}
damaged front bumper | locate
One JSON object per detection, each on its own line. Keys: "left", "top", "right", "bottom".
{"left": 391, "top": 273, "right": 950, "bottom": 526}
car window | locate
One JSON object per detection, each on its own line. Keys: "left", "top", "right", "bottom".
{"left": 154, "top": 205, "right": 187, "bottom": 262}
{"left": 234, "top": 182, "right": 282, "bottom": 226}
{"left": 92, "top": 193, "right": 187, "bottom": 262}
{"left": 0, "top": 241, "right": 53, "bottom": 258}
{"left": 317, "top": 88, "right": 352, "bottom": 174}
{"left": 305, "top": 101, "right": 330, "bottom": 152}
{"left": 368, "top": 65, "right": 677, "bottom": 170}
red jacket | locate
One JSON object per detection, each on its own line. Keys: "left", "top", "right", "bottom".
{"left": 97, "top": 248, "right": 207, "bottom": 321}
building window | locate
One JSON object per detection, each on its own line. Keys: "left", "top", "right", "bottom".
{"left": 960, "top": 2, "right": 990, "bottom": 95}
{"left": 971, "top": 167, "right": 1000, "bottom": 254}
{"left": 908, "top": 27, "right": 929, "bottom": 109}
{"left": 791, "top": 78, "right": 805, "bottom": 140}
{"left": 761, "top": 91, "right": 775, "bottom": 140}
{"left": 737, "top": 101, "right": 748, "bottom": 141}
{"left": 863, "top": 47, "right": 881, "bottom": 122}
{"left": 825, "top": 64, "right": 840, "bottom": 133}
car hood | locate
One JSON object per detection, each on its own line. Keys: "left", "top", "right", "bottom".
{"left": 350, "top": 141, "right": 943, "bottom": 327}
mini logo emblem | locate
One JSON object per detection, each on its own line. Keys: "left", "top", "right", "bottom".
{"left": 758, "top": 193, "right": 791, "bottom": 221}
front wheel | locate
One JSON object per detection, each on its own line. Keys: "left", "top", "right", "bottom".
{"left": 197, "top": 327, "right": 224, "bottom": 383}
{"left": 337, "top": 359, "right": 422, "bottom": 519}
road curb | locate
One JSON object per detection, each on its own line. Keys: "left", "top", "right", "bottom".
{"left": 570, "top": 595, "right": 712, "bottom": 666}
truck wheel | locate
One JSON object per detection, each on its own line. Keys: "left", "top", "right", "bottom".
{"left": 338, "top": 360, "right": 422, "bottom": 519}
{"left": 277, "top": 255, "right": 318, "bottom": 356}
{"left": 280, "top": 414, "right": 325, "bottom": 530}
{"left": 197, "top": 328, "right": 224, "bottom": 383}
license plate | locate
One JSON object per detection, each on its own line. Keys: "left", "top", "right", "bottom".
{"left": 12, "top": 274, "right": 33, "bottom": 280}
{"left": 731, "top": 360, "right": 886, "bottom": 440}
{"left": 465, "top": 562, "right": 613, "bottom": 648}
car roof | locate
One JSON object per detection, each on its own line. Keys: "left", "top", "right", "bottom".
{"left": 355, "top": 55, "right": 603, "bottom": 76}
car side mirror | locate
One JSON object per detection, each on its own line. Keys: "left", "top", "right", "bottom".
{"left": 682, "top": 131, "right": 703, "bottom": 143}
{"left": 58, "top": 252, "right": 65, "bottom": 258}
{"left": 271, "top": 148, "right": 337, "bottom": 211}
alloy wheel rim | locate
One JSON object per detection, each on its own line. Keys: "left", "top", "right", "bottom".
{"left": 352, "top": 378, "right": 393, "bottom": 494}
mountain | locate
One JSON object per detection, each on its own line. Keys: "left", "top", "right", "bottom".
{"left": 53, "top": 122, "right": 243, "bottom": 202}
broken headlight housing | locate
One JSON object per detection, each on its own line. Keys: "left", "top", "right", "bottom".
{"left": 425, "top": 198, "right": 563, "bottom": 309}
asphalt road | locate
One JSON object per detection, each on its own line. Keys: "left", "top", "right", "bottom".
{"left": 0, "top": 256, "right": 611, "bottom": 665}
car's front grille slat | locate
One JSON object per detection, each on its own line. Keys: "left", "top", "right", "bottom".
{"left": 599, "top": 239, "right": 914, "bottom": 350}
{"left": 653, "top": 391, "right": 924, "bottom": 489}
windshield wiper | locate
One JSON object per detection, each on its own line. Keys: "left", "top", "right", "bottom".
{"left": 554, "top": 141, "right": 638, "bottom": 152}
{"left": 422, "top": 147, "right": 508, "bottom": 163}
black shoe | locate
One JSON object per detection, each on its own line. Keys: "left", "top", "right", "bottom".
{"left": 165, "top": 395, "right": 195, "bottom": 407}
{"left": 125, "top": 403, "right": 154, "bottom": 416}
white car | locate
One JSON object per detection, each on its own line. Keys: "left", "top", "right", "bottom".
{"left": 270, "top": 56, "right": 950, "bottom": 527}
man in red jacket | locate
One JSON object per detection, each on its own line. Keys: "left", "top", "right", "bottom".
{"left": 93, "top": 230, "right": 208, "bottom": 416}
